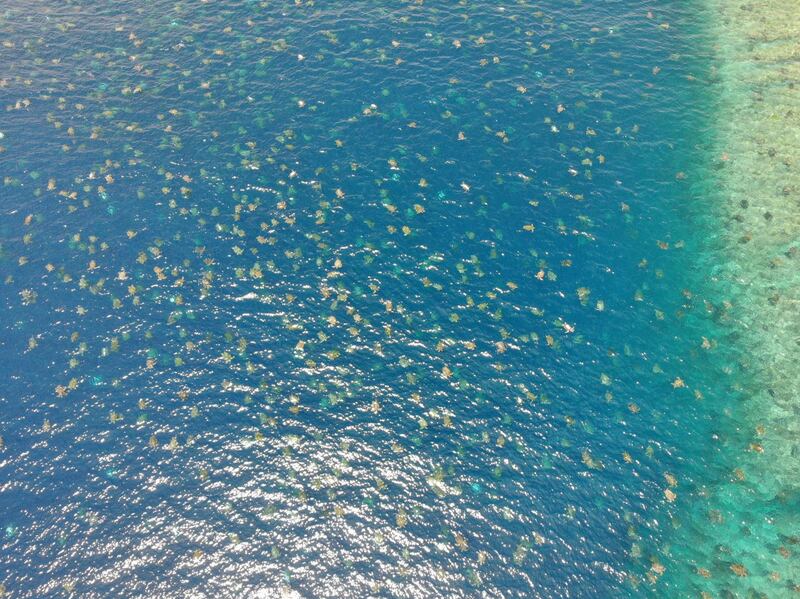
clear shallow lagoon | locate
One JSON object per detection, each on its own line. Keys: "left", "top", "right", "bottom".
{"left": 0, "top": 1, "right": 796, "bottom": 597}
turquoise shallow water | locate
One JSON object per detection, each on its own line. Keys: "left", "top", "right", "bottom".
{"left": 0, "top": 1, "right": 794, "bottom": 597}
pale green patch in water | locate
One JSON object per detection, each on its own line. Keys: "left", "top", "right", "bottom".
{"left": 661, "top": 1, "right": 800, "bottom": 595}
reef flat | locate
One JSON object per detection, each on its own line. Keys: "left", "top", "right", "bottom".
{"left": 666, "top": 0, "right": 800, "bottom": 595}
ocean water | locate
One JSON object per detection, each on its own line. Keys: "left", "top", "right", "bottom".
{"left": 0, "top": 1, "right": 796, "bottom": 597}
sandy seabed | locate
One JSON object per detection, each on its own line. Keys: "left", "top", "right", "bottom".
{"left": 671, "top": 1, "right": 800, "bottom": 595}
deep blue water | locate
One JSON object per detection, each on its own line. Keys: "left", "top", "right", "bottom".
{"left": 0, "top": 1, "right": 749, "bottom": 597}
